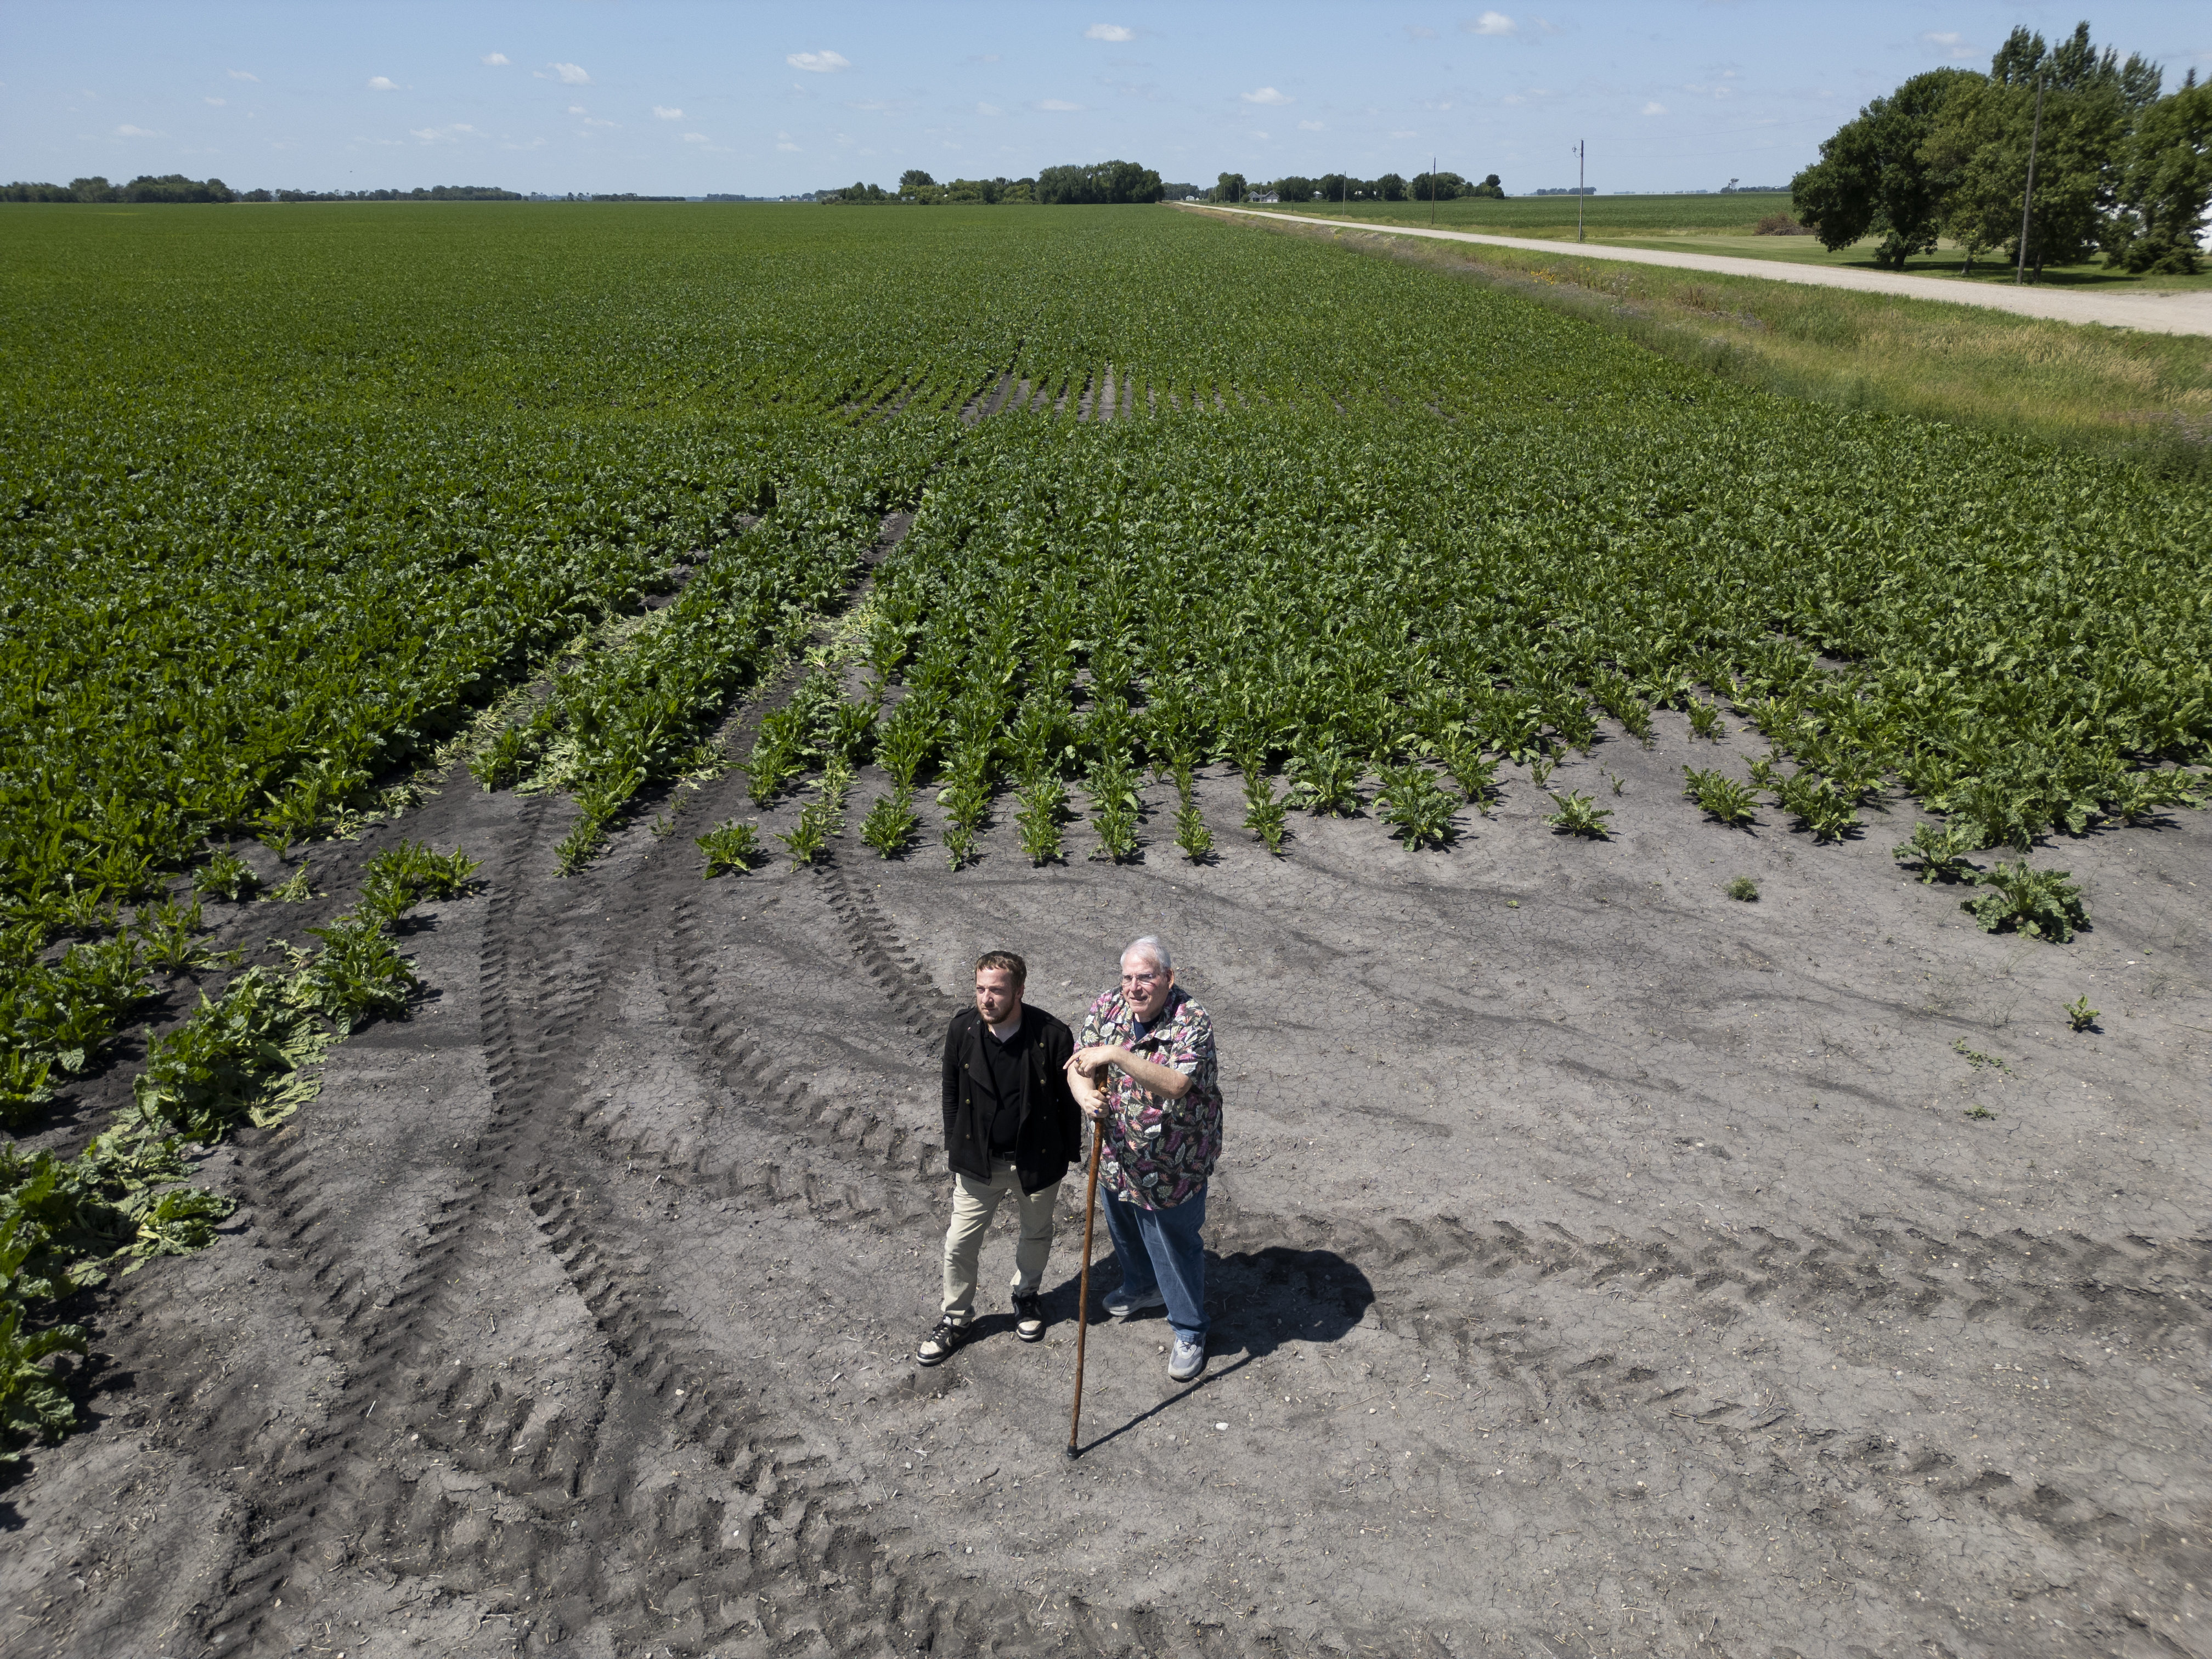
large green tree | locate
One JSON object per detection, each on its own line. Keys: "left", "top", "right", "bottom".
{"left": 2108, "top": 71, "right": 2212, "bottom": 273}
{"left": 1791, "top": 69, "right": 1978, "bottom": 268}
{"left": 1923, "top": 24, "right": 2156, "bottom": 274}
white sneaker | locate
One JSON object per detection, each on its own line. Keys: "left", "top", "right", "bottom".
{"left": 1169, "top": 1337, "right": 1206, "bottom": 1382}
{"left": 1103, "top": 1285, "right": 1165, "bottom": 1318}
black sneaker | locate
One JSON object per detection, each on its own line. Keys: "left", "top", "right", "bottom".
{"left": 917, "top": 1316, "right": 972, "bottom": 1367}
{"left": 1012, "top": 1290, "right": 1046, "bottom": 1342}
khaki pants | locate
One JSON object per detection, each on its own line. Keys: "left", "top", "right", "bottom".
{"left": 941, "top": 1161, "right": 1062, "bottom": 1325}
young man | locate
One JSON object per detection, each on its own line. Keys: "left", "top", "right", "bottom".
{"left": 918, "top": 950, "right": 1082, "bottom": 1367}
{"left": 1067, "top": 935, "right": 1222, "bottom": 1384}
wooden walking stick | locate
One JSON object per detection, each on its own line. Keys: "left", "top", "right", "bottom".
{"left": 1065, "top": 1114, "right": 1104, "bottom": 1459}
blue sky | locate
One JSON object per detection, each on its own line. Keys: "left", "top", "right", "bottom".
{"left": 5, "top": 3, "right": 2205, "bottom": 196}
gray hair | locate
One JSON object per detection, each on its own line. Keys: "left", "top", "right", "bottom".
{"left": 1121, "top": 935, "right": 1172, "bottom": 975}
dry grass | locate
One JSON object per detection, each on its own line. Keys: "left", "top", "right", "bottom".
{"left": 1232, "top": 212, "right": 2212, "bottom": 476}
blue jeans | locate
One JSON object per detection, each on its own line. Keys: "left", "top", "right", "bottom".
{"left": 1102, "top": 1185, "right": 1209, "bottom": 1347}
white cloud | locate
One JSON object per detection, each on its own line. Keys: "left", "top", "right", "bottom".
{"left": 848, "top": 99, "right": 892, "bottom": 111}
{"left": 775, "top": 131, "right": 800, "bottom": 151}
{"left": 1920, "top": 30, "right": 1974, "bottom": 59}
{"left": 1250, "top": 129, "right": 1270, "bottom": 140}
{"left": 367, "top": 76, "right": 399, "bottom": 92}
{"left": 787, "top": 50, "right": 850, "bottom": 74}
{"left": 976, "top": 101, "right": 1003, "bottom": 116}
{"left": 549, "top": 62, "right": 590, "bottom": 84}
{"left": 653, "top": 105, "right": 682, "bottom": 119}
{"left": 1390, "top": 128, "right": 1418, "bottom": 139}
{"left": 568, "top": 105, "right": 588, "bottom": 115}
{"left": 583, "top": 117, "right": 618, "bottom": 129}
{"left": 1085, "top": 24, "right": 1135, "bottom": 42}
{"left": 228, "top": 69, "right": 257, "bottom": 81}
{"left": 1466, "top": 12, "right": 1517, "bottom": 35}
{"left": 114, "top": 124, "right": 157, "bottom": 137}
{"left": 1037, "top": 98, "right": 1082, "bottom": 111}
{"left": 1641, "top": 101, "right": 1667, "bottom": 115}
{"left": 205, "top": 97, "right": 225, "bottom": 106}
{"left": 1297, "top": 119, "right": 1326, "bottom": 131}
{"left": 683, "top": 132, "right": 708, "bottom": 143}
{"left": 410, "top": 127, "right": 453, "bottom": 143}
{"left": 1240, "top": 86, "right": 1291, "bottom": 105}
{"left": 482, "top": 53, "right": 510, "bottom": 66}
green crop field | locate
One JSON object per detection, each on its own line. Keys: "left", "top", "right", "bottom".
{"left": 3, "top": 200, "right": 2209, "bottom": 1448}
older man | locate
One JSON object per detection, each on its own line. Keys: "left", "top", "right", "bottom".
{"left": 1068, "top": 935, "right": 1222, "bottom": 1383}
{"left": 918, "top": 949, "right": 1082, "bottom": 1367}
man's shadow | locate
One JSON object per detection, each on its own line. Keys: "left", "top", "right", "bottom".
{"left": 1051, "top": 1244, "right": 1373, "bottom": 1457}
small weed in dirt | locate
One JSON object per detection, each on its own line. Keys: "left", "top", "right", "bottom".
{"left": 1529, "top": 755, "right": 1557, "bottom": 788}
{"left": 1725, "top": 876, "right": 1759, "bottom": 901}
{"left": 265, "top": 861, "right": 319, "bottom": 904}
{"left": 193, "top": 850, "right": 259, "bottom": 903}
{"left": 1601, "top": 769, "right": 1627, "bottom": 797}
{"left": 1686, "top": 699, "right": 1726, "bottom": 740}
{"left": 696, "top": 820, "right": 765, "bottom": 878}
{"left": 1962, "top": 862, "right": 2087, "bottom": 941}
{"left": 2065, "top": 995, "right": 2100, "bottom": 1032}
{"left": 1964, "top": 1103, "right": 1997, "bottom": 1120}
{"left": 861, "top": 788, "right": 919, "bottom": 859}
{"left": 1545, "top": 791, "right": 1613, "bottom": 839}
{"left": 1953, "top": 1039, "right": 2008, "bottom": 1071}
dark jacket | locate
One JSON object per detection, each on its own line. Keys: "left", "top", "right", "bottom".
{"left": 942, "top": 1003, "right": 1081, "bottom": 1193}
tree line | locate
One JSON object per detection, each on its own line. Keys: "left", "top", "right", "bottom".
{"left": 1, "top": 176, "right": 523, "bottom": 204}
{"left": 823, "top": 160, "right": 1169, "bottom": 205}
{"left": 1792, "top": 21, "right": 2211, "bottom": 275}
{"left": 1214, "top": 170, "right": 1505, "bottom": 205}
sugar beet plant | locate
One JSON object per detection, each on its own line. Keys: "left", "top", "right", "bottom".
{"left": 0, "top": 840, "right": 469, "bottom": 1459}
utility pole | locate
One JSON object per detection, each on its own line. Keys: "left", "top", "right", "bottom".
{"left": 1430, "top": 154, "right": 1437, "bottom": 227}
{"left": 2014, "top": 77, "right": 2045, "bottom": 285}
{"left": 1576, "top": 139, "right": 1586, "bottom": 242}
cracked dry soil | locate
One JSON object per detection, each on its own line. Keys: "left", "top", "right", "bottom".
{"left": 4, "top": 707, "right": 2209, "bottom": 1659}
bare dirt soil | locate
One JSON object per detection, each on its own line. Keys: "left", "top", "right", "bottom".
{"left": 5, "top": 693, "right": 2210, "bottom": 1659}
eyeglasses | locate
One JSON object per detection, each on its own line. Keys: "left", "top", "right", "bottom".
{"left": 1120, "top": 972, "right": 1162, "bottom": 987}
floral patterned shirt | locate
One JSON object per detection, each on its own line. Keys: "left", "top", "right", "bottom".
{"left": 1078, "top": 985, "right": 1222, "bottom": 1210}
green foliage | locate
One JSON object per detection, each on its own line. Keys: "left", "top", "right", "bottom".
{"left": 2065, "top": 994, "right": 2100, "bottom": 1031}
{"left": 1173, "top": 801, "right": 1215, "bottom": 863}
{"left": 1545, "top": 791, "right": 1613, "bottom": 839}
{"left": 1013, "top": 777, "right": 1066, "bottom": 866}
{"left": 132, "top": 898, "right": 235, "bottom": 975}
{"left": 1686, "top": 699, "right": 1726, "bottom": 740}
{"left": 1962, "top": 861, "right": 2089, "bottom": 941}
{"left": 1725, "top": 875, "right": 1759, "bottom": 901}
{"left": 776, "top": 800, "right": 836, "bottom": 867}
{"left": 1375, "top": 765, "right": 1458, "bottom": 848}
{"left": 358, "top": 840, "right": 481, "bottom": 927}
{"left": 266, "top": 861, "right": 318, "bottom": 903}
{"left": 1771, "top": 770, "right": 1861, "bottom": 842}
{"left": 1242, "top": 773, "right": 1289, "bottom": 855}
{"left": 1286, "top": 742, "right": 1362, "bottom": 817}
{"left": 1684, "top": 766, "right": 1759, "bottom": 827}
{"left": 860, "top": 788, "right": 919, "bottom": 859}
{"left": 1087, "top": 761, "right": 1142, "bottom": 862}
{"left": 1894, "top": 820, "right": 1984, "bottom": 883}
{"left": 192, "top": 851, "right": 259, "bottom": 903}
{"left": 696, "top": 819, "right": 765, "bottom": 877}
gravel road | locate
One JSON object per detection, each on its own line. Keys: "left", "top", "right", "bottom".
{"left": 1190, "top": 204, "right": 2212, "bottom": 336}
